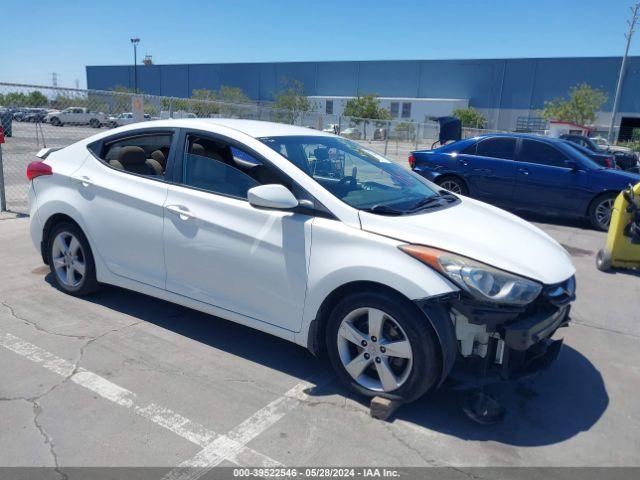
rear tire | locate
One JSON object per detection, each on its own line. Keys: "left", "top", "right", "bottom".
{"left": 436, "top": 175, "right": 469, "bottom": 195}
{"left": 325, "top": 290, "right": 440, "bottom": 403}
{"left": 588, "top": 193, "right": 617, "bottom": 231}
{"left": 47, "top": 222, "right": 99, "bottom": 296}
{"left": 89, "top": 118, "right": 100, "bottom": 128}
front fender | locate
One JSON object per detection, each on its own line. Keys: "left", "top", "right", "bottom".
{"left": 295, "top": 217, "right": 458, "bottom": 348}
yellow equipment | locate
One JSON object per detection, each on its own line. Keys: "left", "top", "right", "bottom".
{"left": 596, "top": 182, "right": 640, "bottom": 271}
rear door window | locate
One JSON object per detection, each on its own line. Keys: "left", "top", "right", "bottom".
{"left": 475, "top": 137, "right": 516, "bottom": 160}
{"left": 98, "top": 133, "right": 172, "bottom": 178}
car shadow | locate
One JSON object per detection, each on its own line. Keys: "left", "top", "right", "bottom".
{"left": 47, "top": 276, "right": 609, "bottom": 448}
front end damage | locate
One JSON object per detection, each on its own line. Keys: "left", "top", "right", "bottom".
{"left": 418, "top": 276, "right": 575, "bottom": 388}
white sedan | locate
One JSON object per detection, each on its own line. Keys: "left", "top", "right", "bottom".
{"left": 27, "top": 119, "right": 576, "bottom": 402}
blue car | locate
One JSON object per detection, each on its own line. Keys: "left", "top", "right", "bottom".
{"left": 410, "top": 133, "right": 640, "bottom": 230}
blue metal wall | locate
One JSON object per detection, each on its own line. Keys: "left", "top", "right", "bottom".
{"left": 86, "top": 57, "right": 640, "bottom": 112}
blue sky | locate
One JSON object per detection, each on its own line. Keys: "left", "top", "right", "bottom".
{"left": 1, "top": 0, "right": 638, "bottom": 88}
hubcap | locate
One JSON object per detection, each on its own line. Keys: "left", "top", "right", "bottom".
{"left": 51, "top": 232, "right": 86, "bottom": 288}
{"left": 595, "top": 198, "right": 614, "bottom": 229}
{"left": 440, "top": 180, "right": 462, "bottom": 194}
{"left": 336, "top": 307, "right": 413, "bottom": 393}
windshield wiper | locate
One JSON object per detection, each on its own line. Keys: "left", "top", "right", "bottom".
{"left": 407, "top": 196, "right": 444, "bottom": 212}
{"left": 437, "top": 190, "right": 459, "bottom": 202}
{"left": 362, "top": 204, "right": 406, "bottom": 216}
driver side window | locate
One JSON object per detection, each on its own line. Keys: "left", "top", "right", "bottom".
{"left": 180, "top": 134, "right": 288, "bottom": 200}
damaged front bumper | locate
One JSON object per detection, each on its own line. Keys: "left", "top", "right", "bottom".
{"left": 418, "top": 276, "right": 575, "bottom": 389}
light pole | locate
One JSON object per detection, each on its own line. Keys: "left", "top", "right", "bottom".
{"left": 608, "top": 3, "right": 639, "bottom": 143}
{"left": 130, "top": 37, "right": 140, "bottom": 94}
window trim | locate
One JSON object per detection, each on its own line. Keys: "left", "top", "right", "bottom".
{"left": 86, "top": 127, "right": 180, "bottom": 183}
{"left": 173, "top": 128, "right": 336, "bottom": 219}
{"left": 325, "top": 100, "right": 333, "bottom": 115}
{"left": 390, "top": 102, "right": 400, "bottom": 118}
{"left": 401, "top": 102, "right": 412, "bottom": 119}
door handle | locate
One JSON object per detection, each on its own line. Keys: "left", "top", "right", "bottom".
{"left": 71, "top": 175, "right": 93, "bottom": 187}
{"left": 458, "top": 159, "right": 469, "bottom": 166}
{"left": 518, "top": 168, "right": 530, "bottom": 175}
{"left": 166, "top": 204, "right": 196, "bottom": 220}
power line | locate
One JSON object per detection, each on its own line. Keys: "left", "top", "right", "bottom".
{"left": 608, "top": 2, "right": 640, "bottom": 143}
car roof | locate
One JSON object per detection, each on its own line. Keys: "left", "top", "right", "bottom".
{"left": 474, "top": 132, "right": 565, "bottom": 143}
{"left": 114, "top": 118, "right": 332, "bottom": 139}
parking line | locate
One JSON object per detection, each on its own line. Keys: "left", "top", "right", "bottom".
{"left": 0, "top": 331, "right": 279, "bottom": 467}
{"left": 162, "top": 382, "right": 311, "bottom": 480}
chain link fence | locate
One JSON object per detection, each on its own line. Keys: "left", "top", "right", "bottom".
{"left": 0, "top": 82, "right": 506, "bottom": 214}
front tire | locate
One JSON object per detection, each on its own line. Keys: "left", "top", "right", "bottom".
{"left": 589, "top": 193, "right": 616, "bottom": 231}
{"left": 50, "top": 117, "right": 62, "bottom": 127}
{"left": 89, "top": 118, "right": 100, "bottom": 128}
{"left": 325, "top": 291, "right": 440, "bottom": 402}
{"left": 47, "top": 222, "right": 99, "bottom": 296}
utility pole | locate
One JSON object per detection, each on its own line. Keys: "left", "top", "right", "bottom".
{"left": 608, "top": 3, "right": 640, "bottom": 143}
{"left": 130, "top": 37, "right": 140, "bottom": 93}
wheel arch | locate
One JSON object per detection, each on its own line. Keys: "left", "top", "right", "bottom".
{"left": 41, "top": 213, "right": 85, "bottom": 264}
{"left": 306, "top": 280, "right": 456, "bottom": 387}
{"left": 586, "top": 190, "right": 620, "bottom": 217}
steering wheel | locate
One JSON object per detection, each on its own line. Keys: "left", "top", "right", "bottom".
{"left": 338, "top": 175, "right": 358, "bottom": 191}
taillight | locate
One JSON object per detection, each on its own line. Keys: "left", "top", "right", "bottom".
{"left": 26, "top": 161, "right": 52, "bottom": 180}
{"left": 604, "top": 157, "right": 615, "bottom": 169}
{"left": 408, "top": 154, "right": 415, "bottom": 169}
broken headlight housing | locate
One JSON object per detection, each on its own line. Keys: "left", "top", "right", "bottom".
{"left": 400, "top": 245, "right": 542, "bottom": 306}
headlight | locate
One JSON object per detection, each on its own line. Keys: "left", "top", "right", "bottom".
{"left": 399, "top": 245, "right": 542, "bottom": 306}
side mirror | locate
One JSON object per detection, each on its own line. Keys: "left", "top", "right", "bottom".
{"left": 248, "top": 184, "right": 298, "bottom": 210}
{"left": 564, "top": 160, "right": 579, "bottom": 170}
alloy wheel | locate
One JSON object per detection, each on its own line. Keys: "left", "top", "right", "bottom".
{"left": 51, "top": 231, "right": 86, "bottom": 288}
{"left": 594, "top": 198, "right": 614, "bottom": 230}
{"left": 439, "top": 179, "right": 462, "bottom": 194}
{"left": 336, "top": 307, "right": 413, "bottom": 393}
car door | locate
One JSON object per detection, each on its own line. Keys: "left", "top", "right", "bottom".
{"left": 162, "top": 129, "right": 313, "bottom": 331}
{"left": 461, "top": 137, "right": 517, "bottom": 205}
{"left": 514, "top": 139, "right": 589, "bottom": 213}
{"left": 76, "top": 129, "right": 178, "bottom": 288}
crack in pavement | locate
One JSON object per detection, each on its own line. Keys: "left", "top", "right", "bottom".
{"left": 0, "top": 317, "right": 143, "bottom": 476}
{"left": 572, "top": 318, "right": 640, "bottom": 340}
{"left": 31, "top": 399, "right": 68, "bottom": 480}
{"left": 0, "top": 300, "right": 90, "bottom": 340}
{"left": 382, "top": 421, "right": 444, "bottom": 467}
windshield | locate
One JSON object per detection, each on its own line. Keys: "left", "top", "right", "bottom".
{"left": 260, "top": 135, "right": 454, "bottom": 215}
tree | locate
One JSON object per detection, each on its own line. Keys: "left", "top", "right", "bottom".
{"left": 273, "top": 78, "right": 312, "bottom": 124}
{"left": 218, "top": 86, "right": 251, "bottom": 117}
{"left": 453, "top": 107, "right": 486, "bottom": 128}
{"left": 191, "top": 88, "right": 219, "bottom": 117}
{"left": 343, "top": 94, "right": 391, "bottom": 139}
{"left": 0, "top": 90, "right": 48, "bottom": 107}
{"left": 540, "top": 83, "right": 607, "bottom": 126}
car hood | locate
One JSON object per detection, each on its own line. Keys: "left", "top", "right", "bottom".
{"left": 593, "top": 168, "right": 640, "bottom": 184}
{"left": 358, "top": 197, "right": 575, "bottom": 285}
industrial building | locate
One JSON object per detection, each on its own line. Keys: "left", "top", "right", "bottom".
{"left": 87, "top": 57, "right": 640, "bottom": 138}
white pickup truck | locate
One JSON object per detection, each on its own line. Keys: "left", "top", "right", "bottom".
{"left": 107, "top": 112, "right": 152, "bottom": 128}
{"left": 45, "top": 107, "right": 108, "bottom": 128}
